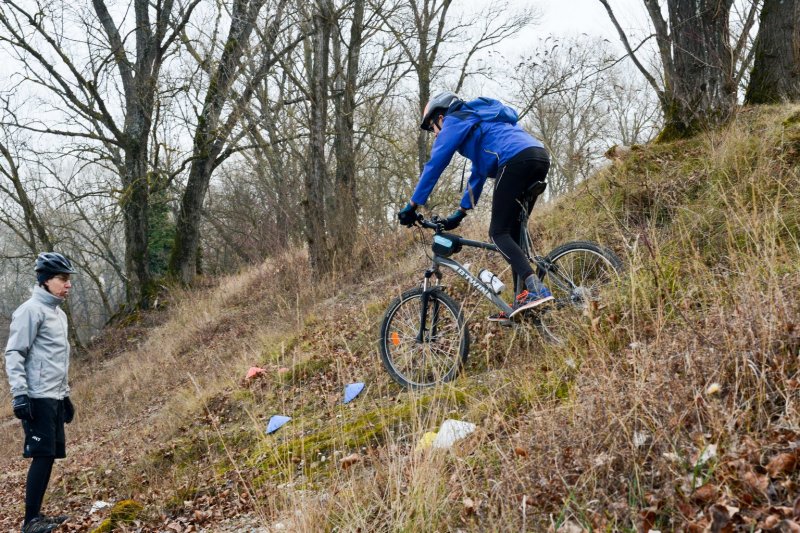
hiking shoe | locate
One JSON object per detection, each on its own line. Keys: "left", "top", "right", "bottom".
{"left": 38, "top": 515, "right": 69, "bottom": 526}
{"left": 508, "top": 288, "right": 554, "bottom": 319}
{"left": 21, "top": 517, "right": 58, "bottom": 533}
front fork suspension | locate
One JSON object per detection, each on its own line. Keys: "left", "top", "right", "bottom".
{"left": 417, "top": 267, "right": 443, "bottom": 343}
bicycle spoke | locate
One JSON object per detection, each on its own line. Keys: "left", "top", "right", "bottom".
{"left": 380, "top": 290, "right": 466, "bottom": 388}
{"left": 536, "top": 243, "right": 622, "bottom": 344}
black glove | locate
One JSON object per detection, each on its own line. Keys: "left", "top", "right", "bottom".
{"left": 12, "top": 395, "right": 33, "bottom": 421}
{"left": 64, "top": 397, "right": 75, "bottom": 424}
{"left": 441, "top": 209, "right": 467, "bottom": 231}
{"left": 397, "top": 202, "right": 418, "bottom": 227}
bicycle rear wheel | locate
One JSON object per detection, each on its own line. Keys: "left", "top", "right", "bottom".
{"left": 379, "top": 287, "right": 469, "bottom": 389}
{"left": 534, "top": 241, "right": 623, "bottom": 344}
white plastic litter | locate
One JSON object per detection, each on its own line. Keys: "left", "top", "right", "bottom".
{"left": 90, "top": 500, "right": 112, "bottom": 514}
{"left": 432, "top": 419, "right": 476, "bottom": 449}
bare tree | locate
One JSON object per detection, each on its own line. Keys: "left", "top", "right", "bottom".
{"left": 329, "top": 0, "right": 365, "bottom": 265}
{"left": 168, "top": 0, "right": 301, "bottom": 284}
{"left": 513, "top": 37, "right": 660, "bottom": 197}
{"left": 746, "top": 0, "right": 800, "bottom": 104}
{"left": 515, "top": 40, "right": 614, "bottom": 195}
{"left": 0, "top": 0, "right": 200, "bottom": 309}
{"left": 599, "top": 0, "right": 759, "bottom": 140}
{"left": 300, "top": 0, "right": 335, "bottom": 275}
{"left": 0, "top": 128, "right": 125, "bottom": 347}
{"left": 374, "top": 0, "right": 534, "bottom": 171}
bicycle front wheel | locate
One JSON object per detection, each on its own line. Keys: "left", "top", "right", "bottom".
{"left": 379, "top": 287, "right": 469, "bottom": 389}
{"left": 535, "top": 241, "right": 624, "bottom": 344}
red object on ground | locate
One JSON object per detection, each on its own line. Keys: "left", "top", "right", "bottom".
{"left": 246, "top": 367, "right": 267, "bottom": 380}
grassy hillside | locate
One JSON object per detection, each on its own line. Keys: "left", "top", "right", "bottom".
{"left": 1, "top": 105, "right": 798, "bottom": 532}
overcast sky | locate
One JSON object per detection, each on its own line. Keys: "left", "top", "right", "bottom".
{"left": 502, "top": 0, "right": 651, "bottom": 53}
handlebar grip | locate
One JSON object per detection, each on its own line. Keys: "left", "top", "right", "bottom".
{"left": 418, "top": 218, "right": 441, "bottom": 230}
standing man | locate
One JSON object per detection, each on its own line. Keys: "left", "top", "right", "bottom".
{"left": 5, "top": 253, "right": 76, "bottom": 533}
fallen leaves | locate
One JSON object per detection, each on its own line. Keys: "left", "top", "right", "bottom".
{"left": 767, "top": 452, "right": 799, "bottom": 478}
{"left": 691, "top": 483, "right": 719, "bottom": 505}
{"left": 743, "top": 470, "right": 769, "bottom": 494}
{"left": 339, "top": 453, "right": 362, "bottom": 469}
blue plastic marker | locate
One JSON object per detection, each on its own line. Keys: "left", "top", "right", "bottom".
{"left": 343, "top": 382, "right": 365, "bottom": 404}
{"left": 266, "top": 415, "right": 291, "bottom": 434}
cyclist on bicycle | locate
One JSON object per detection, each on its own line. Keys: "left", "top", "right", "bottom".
{"left": 397, "top": 91, "right": 553, "bottom": 320}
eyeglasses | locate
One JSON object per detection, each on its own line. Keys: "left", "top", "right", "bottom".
{"left": 424, "top": 118, "right": 441, "bottom": 134}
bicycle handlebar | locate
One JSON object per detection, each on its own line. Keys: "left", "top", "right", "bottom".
{"left": 414, "top": 213, "right": 444, "bottom": 231}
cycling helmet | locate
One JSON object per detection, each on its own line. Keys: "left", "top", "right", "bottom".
{"left": 35, "top": 252, "right": 77, "bottom": 275}
{"left": 420, "top": 91, "right": 461, "bottom": 131}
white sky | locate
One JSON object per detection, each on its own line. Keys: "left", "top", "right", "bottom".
{"left": 503, "top": 0, "right": 652, "bottom": 53}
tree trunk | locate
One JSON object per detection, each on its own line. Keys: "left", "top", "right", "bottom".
{"left": 169, "top": 154, "right": 217, "bottom": 283}
{"left": 168, "top": 0, "right": 268, "bottom": 284}
{"left": 746, "top": 0, "right": 800, "bottom": 104}
{"left": 417, "top": 76, "right": 431, "bottom": 174}
{"left": 330, "top": 0, "right": 365, "bottom": 266}
{"left": 304, "top": 1, "right": 333, "bottom": 276}
{"left": 121, "top": 149, "right": 153, "bottom": 308}
{"left": 659, "top": 0, "right": 737, "bottom": 140}
{"left": 602, "top": 0, "right": 739, "bottom": 141}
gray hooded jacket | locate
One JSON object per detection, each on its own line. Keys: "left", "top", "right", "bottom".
{"left": 4, "top": 285, "right": 71, "bottom": 399}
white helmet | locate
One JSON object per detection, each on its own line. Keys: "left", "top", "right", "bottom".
{"left": 420, "top": 91, "right": 461, "bottom": 131}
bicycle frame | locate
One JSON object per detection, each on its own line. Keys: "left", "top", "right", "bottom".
{"left": 412, "top": 181, "right": 578, "bottom": 339}
{"left": 423, "top": 242, "right": 514, "bottom": 315}
{"left": 416, "top": 225, "right": 579, "bottom": 335}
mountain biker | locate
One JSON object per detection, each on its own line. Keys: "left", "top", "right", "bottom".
{"left": 397, "top": 91, "right": 554, "bottom": 320}
{"left": 5, "top": 253, "right": 77, "bottom": 533}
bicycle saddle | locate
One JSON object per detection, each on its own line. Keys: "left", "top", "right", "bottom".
{"left": 524, "top": 180, "right": 547, "bottom": 199}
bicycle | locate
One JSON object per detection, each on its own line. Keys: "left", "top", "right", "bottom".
{"left": 379, "top": 181, "right": 624, "bottom": 390}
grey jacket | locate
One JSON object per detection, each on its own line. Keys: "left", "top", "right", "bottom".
{"left": 4, "top": 285, "right": 71, "bottom": 399}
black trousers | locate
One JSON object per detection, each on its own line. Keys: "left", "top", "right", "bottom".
{"left": 488, "top": 147, "right": 550, "bottom": 288}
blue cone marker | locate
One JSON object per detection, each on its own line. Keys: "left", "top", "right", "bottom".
{"left": 266, "top": 415, "right": 291, "bottom": 434}
{"left": 343, "top": 382, "right": 365, "bottom": 404}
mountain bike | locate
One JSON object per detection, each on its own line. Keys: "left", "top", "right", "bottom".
{"left": 379, "top": 182, "right": 623, "bottom": 390}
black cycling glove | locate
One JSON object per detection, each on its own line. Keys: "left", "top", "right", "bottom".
{"left": 441, "top": 209, "right": 466, "bottom": 230}
{"left": 64, "top": 397, "right": 75, "bottom": 424}
{"left": 12, "top": 395, "right": 33, "bottom": 421}
{"left": 397, "top": 202, "right": 418, "bottom": 227}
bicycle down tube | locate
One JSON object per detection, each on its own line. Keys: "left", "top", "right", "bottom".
{"left": 427, "top": 254, "right": 514, "bottom": 315}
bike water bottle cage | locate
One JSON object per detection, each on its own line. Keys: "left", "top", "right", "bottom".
{"left": 432, "top": 233, "right": 462, "bottom": 257}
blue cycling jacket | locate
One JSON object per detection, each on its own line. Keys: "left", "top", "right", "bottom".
{"left": 411, "top": 97, "right": 545, "bottom": 210}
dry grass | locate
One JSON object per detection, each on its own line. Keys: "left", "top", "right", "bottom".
{"left": 1, "top": 105, "right": 798, "bottom": 531}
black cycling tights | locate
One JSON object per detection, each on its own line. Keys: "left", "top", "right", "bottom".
{"left": 488, "top": 150, "right": 550, "bottom": 286}
{"left": 25, "top": 456, "right": 54, "bottom": 523}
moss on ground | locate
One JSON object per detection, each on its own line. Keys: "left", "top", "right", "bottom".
{"left": 90, "top": 500, "right": 144, "bottom": 533}
{"left": 250, "top": 387, "right": 468, "bottom": 485}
